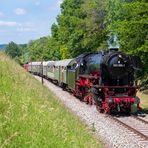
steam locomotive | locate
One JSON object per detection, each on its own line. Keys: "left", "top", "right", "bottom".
{"left": 25, "top": 48, "right": 142, "bottom": 113}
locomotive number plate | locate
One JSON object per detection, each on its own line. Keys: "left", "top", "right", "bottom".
{"left": 113, "top": 64, "right": 125, "bottom": 67}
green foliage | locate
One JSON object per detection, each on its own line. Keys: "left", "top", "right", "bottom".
{"left": 82, "top": 0, "right": 108, "bottom": 51}
{"left": 106, "top": 0, "right": 148, "bottom": 88}
{"left": 5, "top": 41, "right": 22, "bottom": 58}
{"left": 51, "top": 0, "right": 107, "bottom": 57}
{"left": 5, "top": 42, "right": 28, "bottom": 66}
{"left": 47, "top": 37, "right": 61, "bottom": 60}
{"left": 52, "top": 0, "right": 85, "bottom": 57}
{"left": 0, "top": 53, "right": 102, "bottom": 147}
{"left": 27, "top": 37, "right": 51, "bottom": 61}
{"left": 60, "top": 45, "right": 71, "bottom": 59}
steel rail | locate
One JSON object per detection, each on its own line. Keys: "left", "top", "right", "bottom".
{"left": 108, "top": 116, "right": 148, "bottom": 141}
{"left": 132, "top": 115, "right": 148, "bottom": 125}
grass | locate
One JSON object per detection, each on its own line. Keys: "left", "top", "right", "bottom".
{"left": 137, "top": 90, "right": 148, "bottom": 109}
{"left": 0, "top": 52, "right": 102, "bottom": 148}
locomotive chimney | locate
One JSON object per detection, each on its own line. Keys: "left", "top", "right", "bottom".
{"left": 107, "top": 34, "right": 120, "bottom": 51}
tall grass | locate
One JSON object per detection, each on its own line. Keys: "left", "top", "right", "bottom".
{"left": 137, "top": 91, "right": 148, "bottom": 109}
{"left": 0, "top": 53, "right": 102, "bottom": 147}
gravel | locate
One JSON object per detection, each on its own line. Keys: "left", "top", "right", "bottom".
{"left": 34, "top": 76, "right": 148, "bottom": 148}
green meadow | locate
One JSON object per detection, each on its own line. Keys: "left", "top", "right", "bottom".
{"left": 0, "top": 53, "right": 102, "bottom": 148}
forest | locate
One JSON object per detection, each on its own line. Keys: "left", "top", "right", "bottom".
{"left": 5, "top": 0, "right": 148, "bottom": 89}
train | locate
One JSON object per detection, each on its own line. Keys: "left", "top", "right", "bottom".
{"left": 24, "top": 48, "right": 142, "bottom": 114}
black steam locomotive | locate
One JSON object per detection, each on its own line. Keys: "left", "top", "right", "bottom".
{"left": 75, "top": 48, "right": 141, "bottom": 113}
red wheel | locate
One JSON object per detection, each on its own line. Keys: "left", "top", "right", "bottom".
{"left": 84, "top": 92, "right": 92, "bottom": 105}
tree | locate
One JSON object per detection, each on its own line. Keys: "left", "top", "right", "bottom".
{"left": 5, "top": 41, "right": 22, "bottom": 58}
{"left": 28, "top": 37, "right": 50, "bottom": 61}
{"left": 106, "top": 0, "right": 148, "bottom": 87}
{"left": 51, "top": 0, "right": 107, "bottom": 58}
{"left": 52, "top": 0, "right": 85, "bottom": 57}
{"left": 82, "top": 0, "right": 108, "bottom": 51}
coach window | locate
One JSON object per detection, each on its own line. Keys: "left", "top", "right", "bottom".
{"left": 67, "top": 65, "right": 72, "bottom": 70}
{"left": 69, "top": 63, "right": 76, "bottom": 70}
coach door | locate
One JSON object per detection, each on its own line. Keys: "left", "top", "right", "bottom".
{"left": 67, "top": 62, "right": 77, "bottom": 91}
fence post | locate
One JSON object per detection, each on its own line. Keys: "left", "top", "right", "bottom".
{"left": 42, "top": 61, "right": 43, "bottom": 85}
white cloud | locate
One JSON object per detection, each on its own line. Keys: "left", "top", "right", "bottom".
{"left": 0, "top": 21, "right": 17, "bottom": 27}
{"left": 0, "top": 20, "right": 35, "bottom": 31}
{"left": 16, "top": 22, "right": 36, "bottom": 32}
{"left": 0, "top": 12, "right": 4, "bottom": 17}
{"left": 14, "top": 8, "right": 26, "bottom": 15}
{"left": 17, "top": 27, "right": 36, "bottom": 32}
{"left": 18, "top": 22, "right": 34, "bottom": 27}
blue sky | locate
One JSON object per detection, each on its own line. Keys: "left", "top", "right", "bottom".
{"left": 0, "top": 0, "right": 63, "bottom": 44}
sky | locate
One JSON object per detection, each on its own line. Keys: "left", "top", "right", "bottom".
{"left": 0, "top": 0, "right": 63, "bottom": 44}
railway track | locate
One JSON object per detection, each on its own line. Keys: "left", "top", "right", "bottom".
{"left": 132, "top": 115, "right": 148, "bottom": 125}
{"left": 35, "top": 76, "right": 148, "bottom": 147}
{"left": 108, "top": 115, "right": 148, "bottom": 145}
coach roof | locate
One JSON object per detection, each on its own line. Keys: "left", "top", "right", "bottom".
{"left": 47, "top": 61, "right": 55, "bottom": 66}
{"left": 28, "top": 62, "right": 41, "bottom": 66}
{"left": 55, "top": 59, "right": 74, "bottom": 67}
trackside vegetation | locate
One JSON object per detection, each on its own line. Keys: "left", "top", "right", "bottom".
{"left": 137, "top": 91, "right": 148, "bottom": 109}
{"left": 0, "top": 53, "right": 102, "bottom": 147}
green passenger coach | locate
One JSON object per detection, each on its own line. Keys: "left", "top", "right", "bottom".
{"left": 28, "top": 62, "right": 41, "bottom": 75}
{"left": 54, "top": 59, "right": 77, "bottom": 89}
{"left": 46, "top": 61, "right": 55, "bottom": 80}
